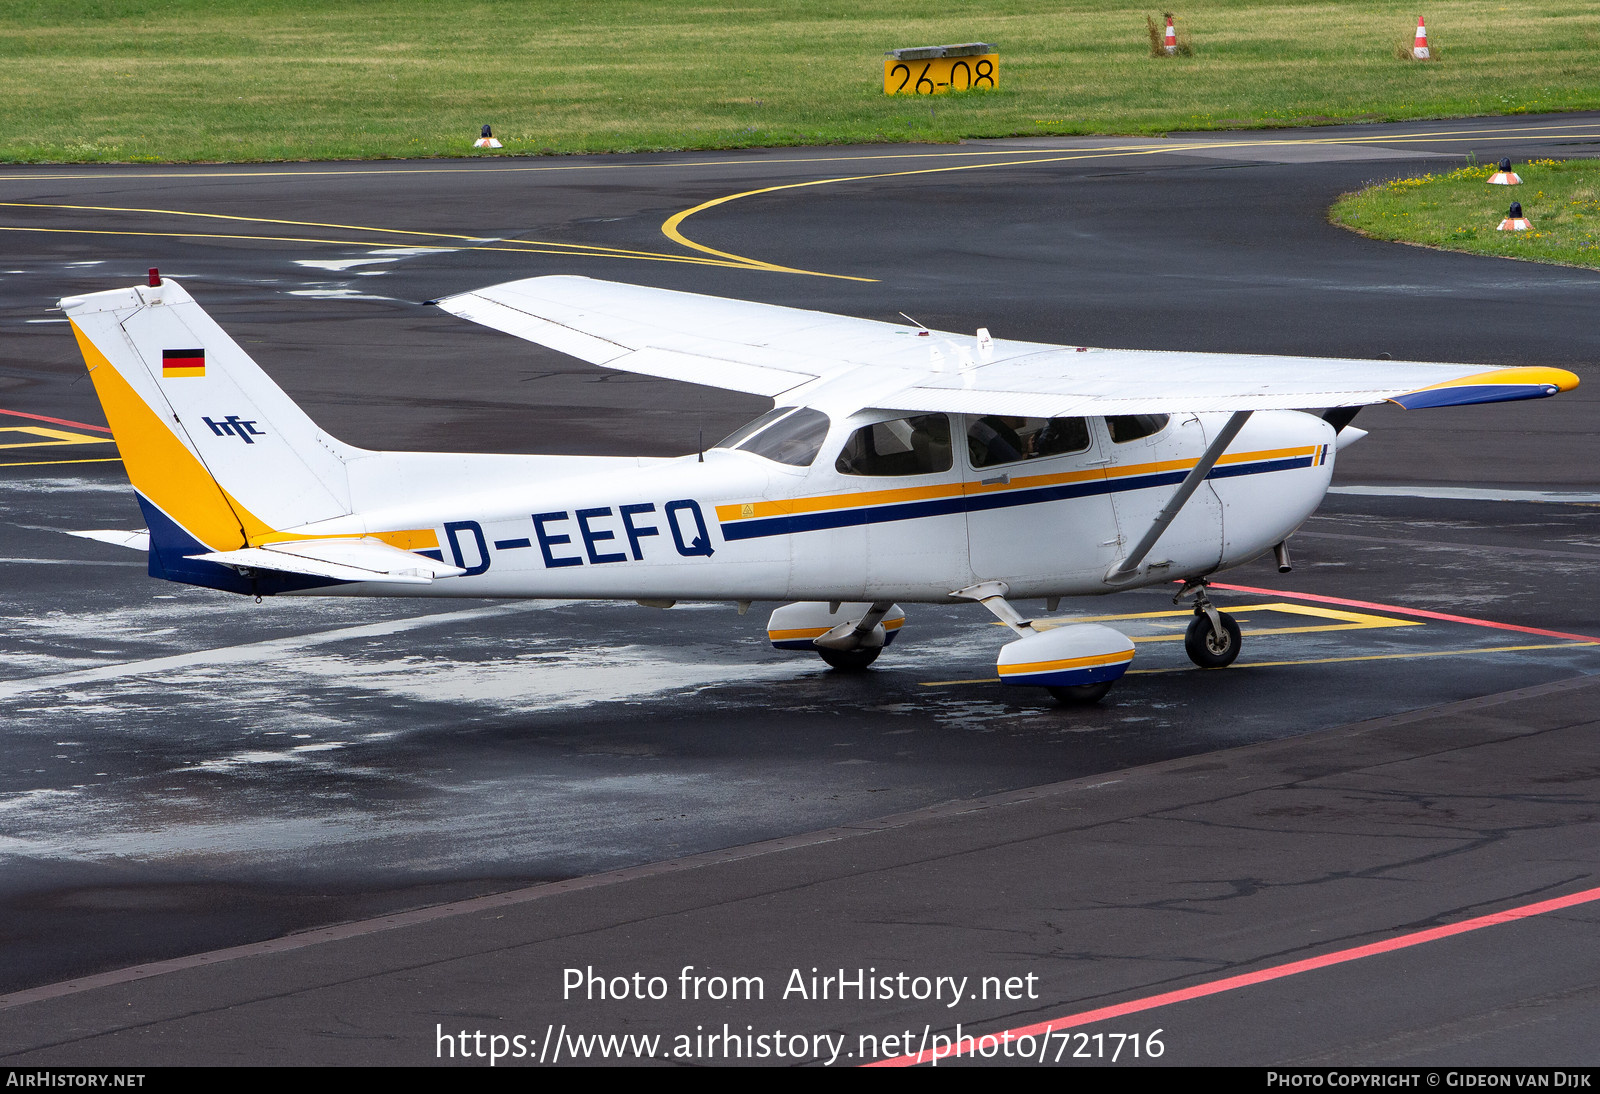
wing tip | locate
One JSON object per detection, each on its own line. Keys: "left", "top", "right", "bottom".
{"left": 1390, "top": 366, "right": 1580, "bottom": 410}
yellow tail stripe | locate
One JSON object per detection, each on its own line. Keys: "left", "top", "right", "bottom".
{"left": 73, "top": 322, "right": 441, "bottom": 561}
{"left": 73, "top": 322, "right": 248, "bottom": 551}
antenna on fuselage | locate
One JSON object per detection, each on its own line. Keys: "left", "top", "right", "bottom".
{"left": 698, "top": 426, "right": 704, "bottom": 463}
{"left": 899, "top": 312, "right": 931, "bottom": 337}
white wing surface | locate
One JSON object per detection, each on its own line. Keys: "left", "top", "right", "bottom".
{"left": 437, "top": 276, "right": 1578, "bottom": 414}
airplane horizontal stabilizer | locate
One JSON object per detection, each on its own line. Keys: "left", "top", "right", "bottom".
{"left": 192, "top": 537, "right": 465, "bottom": 585}
{"left": 65, "top": 529, "right": 151, "bottom": 552}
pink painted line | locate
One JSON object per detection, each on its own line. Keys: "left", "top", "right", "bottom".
{"left": 0, "top": 407, "right": 112, "bottom": 434}
{"left": 1210, "top": 581, "right": 1600, "bottom": 644}
{"left": 870, "top": 883, "right": 1600, "bottom": 1066}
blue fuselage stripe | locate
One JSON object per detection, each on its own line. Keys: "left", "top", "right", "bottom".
{"left": 720, "top": 456, "right": 1316, "bottom": 542}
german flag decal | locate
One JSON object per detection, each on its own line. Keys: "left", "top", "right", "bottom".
{"left": 162, "top": 348, "right": 205, "bottom": 379}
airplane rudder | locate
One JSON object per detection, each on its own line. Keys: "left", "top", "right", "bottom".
{"left": 62, "top": 277, "right": 354, "bottom": 542}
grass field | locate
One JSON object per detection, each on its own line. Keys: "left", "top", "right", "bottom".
{"left": 1331, "top": 159, "right": 1600, "bottom": 271}
{"left": 2, "top": 1, "right": 1600, "bottom": 164}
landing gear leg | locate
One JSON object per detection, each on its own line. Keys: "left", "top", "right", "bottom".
{"left": 1176, "top": 579, "right": 1241, "bottom": 669}
{"left": 954, "top": 581, "right": 1134, "bottom": 704}
{"left": 814, "top": 601, "right": 893, "bottom": 672}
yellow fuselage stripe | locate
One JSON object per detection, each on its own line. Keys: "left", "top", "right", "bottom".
{"left": 769, "top": 618, "right": 905, "bottom": 641}
{"left": 998, "top": 649, "right": 1135, "bottom": 675}
{"left": 717, "top": 445, "right": 1319, "bottom": 524}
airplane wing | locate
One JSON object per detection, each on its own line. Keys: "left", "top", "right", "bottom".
{"left": 435, "top": 274, "right": 1002, "bottom": 397}
{"left": 436, "top": 276, "right": 1578, "bottom": 415}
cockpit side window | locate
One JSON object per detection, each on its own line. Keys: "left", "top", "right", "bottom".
{"left": 714, "top": 406, "right": 831, "bottom": 467}
{"left": 967, "top": 416, "right": 1091, "bottom": 468}
{"left": 1105, "top": 414, "right": 1170, "bottom": 444}
{"left": 835, "top": 414, "right": 953, "bottom": 476}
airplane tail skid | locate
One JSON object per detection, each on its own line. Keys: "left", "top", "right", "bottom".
{"left": 61, "top": 275, "right": 463, "bottom": 593}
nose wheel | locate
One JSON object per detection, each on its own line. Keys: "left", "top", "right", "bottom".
{"left": 1177, "top": 580, "right": 1241, "bottom": 669}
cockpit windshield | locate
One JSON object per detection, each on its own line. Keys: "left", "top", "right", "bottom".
{"left": 713, "top": 407, "right": 831, "bottom": 467}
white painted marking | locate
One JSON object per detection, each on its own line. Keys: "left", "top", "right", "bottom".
{"left": 0, "top": 602, "right": 548, "bottom": 699}
{"left": 0, "top": 557, "right": 144, "bottom": 566}
{"left": 285, "top": 288, "right": 404, "bottom": 302}
{"left": 1330, "top": 485, "right": 1600, "bottom": 504}
{"left": 294, "top": 247, "right": 452, "bottom": 273}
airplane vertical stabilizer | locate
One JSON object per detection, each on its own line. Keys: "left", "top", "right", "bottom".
{"left": 62, "top": 277, "right": 361, "bottom": 587}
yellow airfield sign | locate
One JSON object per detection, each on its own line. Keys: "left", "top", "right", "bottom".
{"left": 883, "top": 43, "right": 997, "bottom": 95}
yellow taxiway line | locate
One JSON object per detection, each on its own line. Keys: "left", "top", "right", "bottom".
{"left": 659, "top": 119, "right": 1600, "bottom": 275}
{"left": 8, "top": 118, "right": 1597, "bottom": 281}
{"left": 919, "top": 641, "right": 1600, "bottom": 688}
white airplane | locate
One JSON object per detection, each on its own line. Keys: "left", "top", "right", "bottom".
{"left": 60, "top": 272, "right": 1577, "bottom": 703}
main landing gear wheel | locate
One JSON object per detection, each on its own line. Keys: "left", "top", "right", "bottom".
{"left": 1048, "top": 681, "right": 1114, "bottom": 705}
{"left": 1185, "top": 611, "right": 1241, "bottom": 668}
{"left": 818, "top": 646, "right": 881, "bottom": 672}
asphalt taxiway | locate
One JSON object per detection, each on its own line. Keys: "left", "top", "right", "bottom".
{"left": 1, "top": 115, "right": 1599, "bottom": 1065}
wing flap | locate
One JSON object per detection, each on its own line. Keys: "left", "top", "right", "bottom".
{"left": 433, "top": 290, "right": 630, "bottom": 366}
{"left": 612, "top": 347, "right": 814, "bottom": 398}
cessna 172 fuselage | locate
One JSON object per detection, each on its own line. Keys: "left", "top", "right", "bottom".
{"left": 61, "top": 273, "right": 1576, "bottom": 702}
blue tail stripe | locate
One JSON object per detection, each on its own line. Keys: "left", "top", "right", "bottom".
{"left": 137, "top": 494, "right": 346, "bottom": 596}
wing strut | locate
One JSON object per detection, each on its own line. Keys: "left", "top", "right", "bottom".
{"left": 1106, "top": 410, "right": 1254, "bottom": 583}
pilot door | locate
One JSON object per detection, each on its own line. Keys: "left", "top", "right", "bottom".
{"left": 791, "top": 411, "right": 973, "bottom": 599}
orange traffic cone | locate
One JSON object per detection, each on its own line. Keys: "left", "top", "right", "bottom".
{"left": 1165, "top": 15, "right": 1177, "bottom": 54}
{"left": 1498, "top": 201, "right": 1530, "bottom": 231}
{"left": 1412, "top": 16, "right": 1430, "bottom": 59}
{"left": 473, "top": 124, "right": 502, "bottom": 149}
{"left": 1487, "top": 157, "right": 1521, "bottom": 185}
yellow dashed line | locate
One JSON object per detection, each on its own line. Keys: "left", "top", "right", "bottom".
{"left": 0, "top": 425, "right": 117, "bottom": 451}
{"left": 0, "top": 201, "right": 730, "bottom": 265}
{"left": 1028, "top": 601, "right": 1421, "bottom": 638}
{"left": 0, "top": 457, "right": 123, "bottom": 468}
{"left": 0, "top": 225, "right": 750, "bottom": 270}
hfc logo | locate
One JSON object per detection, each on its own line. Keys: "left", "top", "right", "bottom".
{"left": 203, "top": 415, "right": 266, "bottom": 444}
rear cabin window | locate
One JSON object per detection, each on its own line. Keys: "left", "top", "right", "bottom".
{"left": 1105, "top": 414, "right": 1170, "bottom": 444}
{"left": 967, "top": 416, "right": 1091, "bottom": 469}
{"left": 714, "top": 407, "right": 831, "bottom": 467}
{"left": 835, "top": 414, "right": 953, "bottom": 476}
